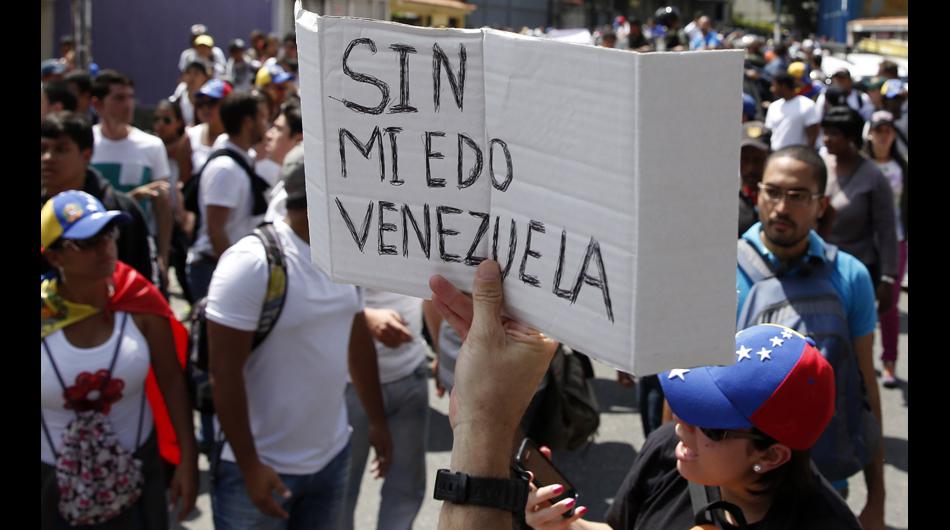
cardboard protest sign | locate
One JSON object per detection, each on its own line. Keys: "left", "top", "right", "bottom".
{"left": 295, "top": 2, "right": 743, "bottom": 375}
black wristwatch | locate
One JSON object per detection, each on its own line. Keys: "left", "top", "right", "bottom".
{"left": 433, "top": 469, "right": 529, "bottom": 514}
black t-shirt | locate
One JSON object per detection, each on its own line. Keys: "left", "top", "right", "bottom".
{"left": 604, "top": 422, "right": 862, "bottom": 530}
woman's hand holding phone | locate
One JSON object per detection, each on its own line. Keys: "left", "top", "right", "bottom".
{"left": 523, "top": 445, "right": 589, "bottom": 530}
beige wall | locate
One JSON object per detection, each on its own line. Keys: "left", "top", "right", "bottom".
{"left": 41, "top": 0, "right": 56, "bottom": 60}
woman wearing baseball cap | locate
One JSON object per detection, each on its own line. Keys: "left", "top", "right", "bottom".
{"left": 41, "top": 190, "right": 198, "bottom": 528}
{"left": 524, "top": 324, "right": 862, "bottom": 529}
{"left": 427, "top": 260, "right": 862, "bottom": 530}
{"left": 863, "top": 110, "right": 908, "bottom": 389}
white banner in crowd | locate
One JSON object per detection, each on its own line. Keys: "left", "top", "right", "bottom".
{"left": 294, "top": 2, "right": 743, "bottom": 375}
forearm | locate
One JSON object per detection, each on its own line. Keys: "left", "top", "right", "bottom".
{"left": 153, "top": 363, "right": 198, "bottom": 462}
{"left": 439, "top": 424, "right": 515, "bottom": 530}
{"left": 154, "top": 191, "right": 173, "bottom": 263}
{"left": 142, "top": 315, "right": 197, "bottom": 462}
{"left": 854, "top": 333, "right": 886, "bottom": 503}
{"left": 864, "top": 442, "right": 886, "bottom": 505}
{"left": 211, "top": 367, "right": 260, "bottom": 472}
{"left": 208, "top": 227, "right": 231, "bottom": 258}
{"left": 348, "top": 313, "right": 387, "bottom": 425}
{"left": 874, "top": 184, "right": 900, "bottom": 277}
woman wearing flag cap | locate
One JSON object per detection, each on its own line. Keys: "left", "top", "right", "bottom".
{"left": 41, "top": 190, "right": 197, "bottom": 528}
{"left": 428, "top": 260, "right": 861, "bottom": 530}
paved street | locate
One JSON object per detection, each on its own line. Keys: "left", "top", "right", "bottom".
{"left": 170, "top": 280, "right": 907, "bottom": 530}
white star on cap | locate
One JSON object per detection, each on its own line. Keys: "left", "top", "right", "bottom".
{"left": 757, "top": 347, "right": 772, "bottom": 361}
{"left": 781, "top": 329, "right": 793, "bottom": 339}
{"left": 668, "top": 369, "right": 690, "bottom": 381}
{"left": 769, "top": 336, "right": 784, "bottom": 347}
{"left": 736, "top": 345, "right": 752, "bottom": 362}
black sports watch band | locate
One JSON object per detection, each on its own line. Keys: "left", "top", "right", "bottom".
{"left": 433, "top": 469, "right": 529, "bottom": 513}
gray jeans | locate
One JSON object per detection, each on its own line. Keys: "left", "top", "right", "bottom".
{"left": 339, "top": 361, "right": 430, "bottom": 530}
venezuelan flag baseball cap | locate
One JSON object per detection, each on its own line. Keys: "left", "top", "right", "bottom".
{"left": 41, "top": 190, "right": 131, "bottom": 249}
{"left": 660, "top": 324, "right": 835, "bottom": 450}
{"left": 255, "top": 64, "right": 294, "bottom": 87}
{"left": 195, "top": 78, "right": 233, "bottom": 100}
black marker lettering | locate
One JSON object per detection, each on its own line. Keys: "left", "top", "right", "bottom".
{"left": 489, "top": 138, "right": 514, "bottom": 192}
{"left": 341, "top": 38, "right": 389, "bottom": 115}
{"left": 424, "top": 131, "right": 446, "bottom": 188}
{"left": 457, "top": 133, "right": 483, "bottom": 189}
{"left": 388, "top": 44, "right": 418, "bottom": 114}
{"left": 553, "top": 229, "right": 573, "bottom": 300}
{"left": 432, "top": 43, "right": 466, "bottom": 112}
{"left": 490, "top": 216, "right": 518, "bottom": 280}
{"left": 519, "top": 220, "right": 545, "bottom": 287}
{"left": 335, "top": 197, "right": 374, "bottom": 252}
{"left": 401, "top": 203, "right": 431, "bottom": 259}
{"left": 464, "top": 211, "right": 490, "bottom": 266}
{"left": 436, "top": 205, "right": 462, "bottom": 263}
{"left": 339, "top": 127, "right": 384, "bottom": 181}
{"left": 571, "top": 237, "right": 614, "bottom": 323}
{"left": 377, "top": 201, "right": 398, "bottom": 255}
{"left": 384, "top": 127, "right": 404, "bottom": 186}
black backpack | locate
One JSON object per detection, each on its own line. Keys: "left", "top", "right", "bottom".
{"left": 187, "top": 222, "right": 288, "bottom": 414}
{"left": 182, "top": 148, "right": 272, "bottom": 244}
{"left": 528, "top": 345, "right": 600, "bottom": 451}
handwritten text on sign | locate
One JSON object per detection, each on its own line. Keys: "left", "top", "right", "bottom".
{"left": 297, "top": 7, "right": 743, "bottom": 375}
{"left": 329, "top": 36, "right": 615, "bottom": 322}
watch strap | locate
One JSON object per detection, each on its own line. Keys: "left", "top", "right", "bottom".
{"left": 434, "top": 469, "right": 528, "bottom": 513}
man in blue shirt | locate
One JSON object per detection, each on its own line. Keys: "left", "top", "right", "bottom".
{"left": 689, "top": 16, "right": 722, "bottom": 50}
{"left": 736, "top": 145, "right": 885, "bottom": 530}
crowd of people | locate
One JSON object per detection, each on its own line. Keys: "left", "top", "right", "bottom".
{"left": 40, "top": 12, "right": 905, "bottom": 530}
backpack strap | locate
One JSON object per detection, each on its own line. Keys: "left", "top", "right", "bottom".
{"left": 205, "top": 148, "right": 270, "bottom": 216}
{"left": 40, "top": 313, "right": 148, "bottom": 457}
{"left": 184, "top": 148, "right": 272, "bottom": 238}
{"left": 250, "top": 222, "right": 289, "bottom": 349}
{"left": 737, "top": 238, "right": 776, "bottom": 283}
{"left": 41, "top": 407, "right": 59, "bottom": 460}
{"left": 106, "top": 313, "right": 129, "bottom": 376}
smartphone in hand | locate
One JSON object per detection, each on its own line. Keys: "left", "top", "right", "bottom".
{"left": 513, "top": 437, "right": 578, "bottom": 517}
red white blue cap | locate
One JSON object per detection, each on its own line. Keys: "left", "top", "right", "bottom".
{"left": 41, "top": 190, "right": 131, "bottom": 249}
{"left": 196, "top": 79, "right": 233, "bottom": 100}
{"left": 660, "top": 324, "right": 835, "bottom": 450}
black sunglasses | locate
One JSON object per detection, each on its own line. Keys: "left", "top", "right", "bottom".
{"left": 62, "top": 225, "right": 120, "bottom": 252}
{"left": 153, "top": 116, "right": 173, "bottom": 125}
{"left": 700, "top": 427, "right": 773, "bottom": 443}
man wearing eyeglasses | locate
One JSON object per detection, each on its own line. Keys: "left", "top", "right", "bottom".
{"left": 735, "top": 145, "right": 886, "bottom": 530}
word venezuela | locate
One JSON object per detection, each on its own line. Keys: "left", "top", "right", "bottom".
{"left": 329, "top": 36, "right": 615, "bottom": 323}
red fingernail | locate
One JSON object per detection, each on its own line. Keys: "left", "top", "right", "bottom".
{"left": 552, "top": 484, "right": 564, "bottom": 495}
{"left": 577, "top": 506, "right": 588, "bottom": 516}
{"left": 564, "top": 498, "right": 576, "bottom": 508}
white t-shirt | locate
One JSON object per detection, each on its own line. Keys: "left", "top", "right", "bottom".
{"left": 187, "top": 123, "right": 216, "bottom": 171}
{"left": 173, "top": 82, "right": 195, "bottom": 127}
{"left": 256, "top": 158, "right": 282, "bottom": 189}
{"left": 91, "top": 125, "right": 170, "bottom": 233}
{"left": 206, "top": 219, "right": 363, "bottom": 474}
{"left": 41, "top": 313, "right": 153, "bottom": 464}
{"left": 765, "top": 95, "right": 821, "bottom": 151}
{"left": 187, "top": 138, "right": 263, "bottom": 261}
{"left": 874, "top": 158, "right": 905, "bottom": 241}
{"left": 363, "top": 289, "right": 428, "bottom": 384}
{"left": 264, "top": 181, "right": 287, "bottom": 223}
